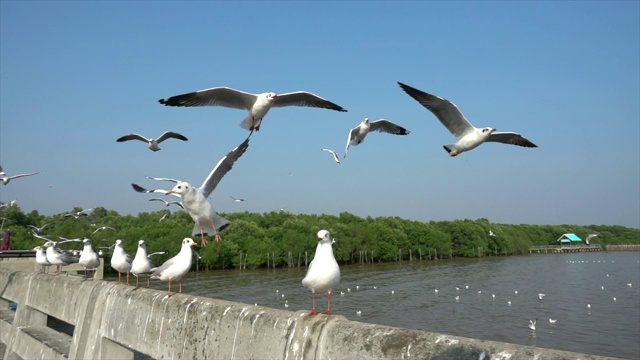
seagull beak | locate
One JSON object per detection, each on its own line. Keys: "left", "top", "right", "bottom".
{"left": 193, "top": 242, "right": 199, "bottom": 247}
{"left": 272, "top": 94, "right": 278, "bottom": 99}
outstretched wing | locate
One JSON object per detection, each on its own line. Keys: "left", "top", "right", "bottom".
{"left": 273, "top": 91, "right": 347, "bottom": 112}
{"left": 369, "top": 119, "right": 411, "bottom": 135}
{"left": 200, "top": 137, "right": 251, "bottom": 198}
{"left": 486, "top": 132, "right": 537, "bottom": 148}
{"left": 159, "top": 86, "right": 257, "bottom": 109}
{"left": 156, "top": 131, "right": 188, "bottom": 143}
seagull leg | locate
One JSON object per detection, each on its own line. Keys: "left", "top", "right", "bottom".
{"left": 117, "top": 272, "right": 122, "bottom": 284}
{"left": 322, "top": 292, "right": 334, "bottom": 315}
{"left": 146, "top": 276, "right": 150, "bottom": 288}
{"left": 126, "top": 272, "right": 130, "bottom": 285}
{"left": 167, "top": 279, "right": 175, "bottom": 297}
{"left": 178, "top": 280, "right": 182, "bottom": 293}
{"left": 198, "top": 223, "right": 209, "bottom": 247}
{"left": 308, "top": 292, "right": 319, "bottom": 315}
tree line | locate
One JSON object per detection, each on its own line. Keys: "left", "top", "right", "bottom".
{"left": 1, "top": 205, "right": 638, "bottom": 271}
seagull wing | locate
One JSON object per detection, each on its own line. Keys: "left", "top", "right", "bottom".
{"left": 156, "top": 131, "right": 188, "bottom": 143}
{"left": 344, "top": 127, "right": 358, "bottom": 157}
{"left": 149, "top": 198, "right": 169, "bottom": 205}
{"left": 8, "top": 172, "right": 40, "bottom": 180}
{"left": 116, "top": 134, "right": 149, "bottom": 143}
{"left": 272, "top": 91, "right": 347, "bottom": 111}
{"left": 368, "top": 119, "right": 411, "bottom": 135}
{"left": 199, "top": 137, "right": 250, "bottom": 198}
{"left": 486, "top": 132, "right": 537, "bottom": 147}
{"left": 146, "top": 176, "right": 180, "bottom": 183}
{"left": 321, "top": 148, "right": 340, "bottom": 164}
{"left": 159, "top": 86, "right": 257, "bottom": 109}
{"left": 132, "top": 183, "right": 181, "bottom": 198}
{"left": 398, "top": 82, "right": 474, "bottom": 138}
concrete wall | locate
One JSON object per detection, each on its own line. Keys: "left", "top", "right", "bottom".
{"left": 0, "top": 269, "right": 620, "bottom": 360}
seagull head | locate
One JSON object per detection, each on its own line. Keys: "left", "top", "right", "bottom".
{"left": 138, "top": 239, "right": 146, "bottom": 247}
{"left": 182, "top": 237, "right": 199, "bottom": 247}
{"left": 166, "top": 181, "right": 192, "bottom": 197}
{"left": 82, "top": 238, "right": 93, "bottom": 246}
{"left": 317, "top": 229, "right": 331, "bottom": 243}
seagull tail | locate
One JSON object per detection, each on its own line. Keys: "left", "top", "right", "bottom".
{"left": 239, "top": 115, "right": 254, "bottom": 131}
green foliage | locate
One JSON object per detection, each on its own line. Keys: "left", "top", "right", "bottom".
{"left": 1, "top": 203, "right": 639, "bottom": 271}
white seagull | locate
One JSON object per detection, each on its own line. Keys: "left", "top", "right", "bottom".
{"left": 116, "top": 131, "right": 188, "bottom": 152}
{"left": 149, "top": 198, "right": 184, "bottom": 209}
{"left": 42, "top": 240, "right": 79, "bottom": 275}
{"left": 549, "top": 318, "right": 557, "bottom": 324}
{"left": 0, "top": 198, "right": 18, "bottom": 208}
{"left": 91, "top": 226, "right": 116, "bottom": 235}
{"left": 150, "top": 237, "right": 198, "bottom": 296}
{"left": 110, "top": 239, "right": 133, "bottom": 284}
{"left": 529, "top": 319, "right": 537, "bottom": 331}
{"left": 344, "top": 118, "right": 410, "bottom": 158}
{"left": 28, "top": 223, "right": 53, "bottom": 234}
{"left": 302, "top": 229, "right": 341, "bottom": 315}
{"left": 0, "top": 165, "right": 40, "bottom": 185}
{"left": 78, "top": 238, "right": 100, "bottom": 280}
{"left": 397, "top": 82, "right": 537, "bottom": 156}
{"left": 131, "top": 239, "right": 165, "bottom": 288}
{"left": 64, "top": 208, "right": 93, "bottom": 219}
{"left": 158, "top": 86, "right": 347, "bottom": 132}
{"left": 132, "top": 137, "right": 250, "bottom": 246}
{"left": 33, "top": 246, "right": 52, "bottom": 273}
{"left": 321, "top": 148, "right": 341, "bottom": 164}
{"left": 229, "top": 196, "right": 245, "bottom": 202}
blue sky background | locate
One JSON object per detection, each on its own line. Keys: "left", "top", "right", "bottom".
{"left": 1, "top": 1, "right": 638, "bottom": 228}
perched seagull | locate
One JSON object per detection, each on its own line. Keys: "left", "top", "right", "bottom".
{"left": 528, "top": 319, "right": 537, "bottom": 331}
{"left": 33, "top": 246, "right": 52, "bottom": 273}
{"left": 0, "top": 165, "right": 40, "bottom": 185}
{"left": 302, "top": 229, "right": 341, "bottom": 315}
{"left": 321, "top": 148, "right": 341, "bottom": 164}
{"left": 149, "top": 198, "right": 184, "bottom": 209}
{"left": 397, "top": 82, "right": 537, "bottom": 156}
{"left": 91, "top": 226, "right": 116, "bottom": 235}
{"left": 150, "top": 237, "right": 198, "bottom": 296}
{"left": 229, "top": 196, "right": 245, "bottom": 202}
{"left": 110, "top": 239, "right": 133, "bottom": 284}
{"left": 28, "top": 223, "right": 52, "bottom": 234}
{"left": 158, "top": 86, "right": 347, "bottom": 132}
{"left": 131, "top": 240, "right": 165, "bottom": 288}
{"left": 344, "top": 118, "right": 410, "bottom": 158}
{"left": 116, "top": 131, "right": 188, "bottom": 152}
{"left": 78, "top": 238, "right": 100, "bottom": 280}
{"left": 64, "top": 208, "right": 93, "bottom": 219}
{"left": 43, "top": 240, "right": 79, "bottom": 275}
{"left": 132, "top": 137, "right": 250, "bottom": 246}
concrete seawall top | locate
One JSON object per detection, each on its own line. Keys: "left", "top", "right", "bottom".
{"left": 0, "top": 269, "right": 620, "bottom": 360}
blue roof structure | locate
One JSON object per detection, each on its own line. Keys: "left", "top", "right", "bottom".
{"left": 556, "top": 233, "right": 583, "bottom": 243}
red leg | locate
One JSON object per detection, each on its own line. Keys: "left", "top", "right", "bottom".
{"left": 322, "top": 292, "right": 334, "bottom": 314}
{"left": 167, "top": 279, "right": 175, "bottom": 297}
{"left": 308, "top": 292, "right": 319, "bottom": 315}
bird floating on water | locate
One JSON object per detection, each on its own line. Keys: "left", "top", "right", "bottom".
{"left": 158, "top": 86, "right": 347, "bottom": 132}
{"left": 397, "top": 82, "right": 537, "bottom": 157}
{"left": 528, "top": 319, "right": 537, "bottom": 331}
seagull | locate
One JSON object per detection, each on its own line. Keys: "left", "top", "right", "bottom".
{"left": 133, "top": 137, "right": 250, "bottom": 246}
{"left": 116, "top": 131, "right": 188, "bottom": 152}
{"left": 110, "top": 239, "right": 133, "bottom": 284}
{"left": 64, "top": 208, "right": 93, "bottom": 218}
{"left": 91, "top": 226, "right": 116, "bottom": 235}
{"left": 529, "top": 319, "right": 537, "bottom": 331}
{"left": 0, "top": 198, "right": 18, "bottom": 208}
{"left": 320, "top": 148, "right": 341, "bottom": 164}
{"left": 302, "top": 229, "right": 341, "bottom": 315}
{"left": 538, "top": 293, "right": 546, "bottom": 300}
{"left": 131, "top": 240, "right": 165, "bottom": 288}
{"left": 344, "top": 118, "right": 410, "bottom": 158}
{"left": 28, "top": 223, "right": 53, "bottom": 234}
{"left": 549, "top": 318, "right": 557, "bottom": 324}
{"left": 0, "top": 165, "right": 40, "bottom": 185}
{"left": 489, "top": 230, "right": 496, "bottom": 237}
{"left": 229, "top": 196, "right": 245, "bottom": 202}
{"left": 78, "top": 238, "right": 100, "bottom": 280}
{"left": 149, "top": 198, "right": 184, "bottom": 209}
{"left": 43, "top": 240, "right": 79, "bottom": 275}
{"left": 33, "top": 246, "right": 52, "bottom": 273}
{"left": 150, "top": 237, "right": 198, "bottom": 296}
{"left": 158, "top": 86, "right": 347, "bottom": 132}
{"left": 159, "top": 213, "right": 169, "bottom": 222}
{"left": 585, "top": 234, "right": 598, "bottom": 245}
{"left": 397, "top": 82, "right": 537, "bottom": 156}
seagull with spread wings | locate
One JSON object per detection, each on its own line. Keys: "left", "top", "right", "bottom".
{"left": 398, "top": 82, "right": 537, "bottom": 156}
{"left": 0, "top": 165, "right": 40, "bottom": 185}
{"left": 116, "top": 131, "right": 188, "bottom": 152}
{"left": 159, "top": 86, "right": 347, "bottom": 132}
{"left": 344, "top": 118, "right": 410, "bottom": 158}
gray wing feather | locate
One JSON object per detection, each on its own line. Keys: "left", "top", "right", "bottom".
{"left": 146, "top": 176, "right": 180, "bottom": 183}
{"left": 369, "top": 119, "right": 411, "bottom": 135}
{"left": 272, "top": 91, "right": 347, "bottom": 112}
{"left": 200, "top": 137, "right": 250, "bottom": 198}
{"left": 159, "top": 87, "right": 257, "bottom": 109}
{"left": 151, "top": 257, "right": 175, "bottom": 277}
{"left": 398, "top": 82, "right": 474, "bottom": 138}
{"left": 156, "top": 131, "right": 188, "bottom": 143}
{"left": 116, "top": 134, "right": 149, "bottom": 143}
{"left": 486, "top": 132, "right": 537, "bottom": 147}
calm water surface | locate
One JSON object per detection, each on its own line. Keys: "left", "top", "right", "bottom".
{"left": 115, "top": 252, "right": 640, "bottom": 359}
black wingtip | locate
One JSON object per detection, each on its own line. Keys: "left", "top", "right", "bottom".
{"left": 131, "top": 183, "right": 147, "bottom": 193}
{"left": 442, "top": 145, "right": 452, "bottom": 154}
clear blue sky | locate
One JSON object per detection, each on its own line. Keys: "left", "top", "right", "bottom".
{"left": 1, "top": 1, "right": 639, "bottom": 228}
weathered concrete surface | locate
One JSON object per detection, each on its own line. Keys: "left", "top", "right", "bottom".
{"left": 0, "top": 269, "right": 622, "bottom": 360}
{"left": 0, "top": 256, "right": 104, "bottom": 279}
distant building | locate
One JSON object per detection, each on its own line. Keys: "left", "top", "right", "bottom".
{"left": 556, "top": 233, "right": 583, "bottom": 245}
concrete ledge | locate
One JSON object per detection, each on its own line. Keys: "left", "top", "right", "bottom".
{"left": 0, "top": 269, "right": 621, "bottom": 360}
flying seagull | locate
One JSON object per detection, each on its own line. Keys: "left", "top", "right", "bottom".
{"left": 321, "top": 148, "right": 341, "bottom": 164}
{"left": 158, "top": 86, "right": 347, "bottom": 132}
{"left": 344, "top": 118, "right": 410, "bottom": 158}
{"left": 397, "top": 82, "right": 537, "bottom": 156}
{"left": 64, "top": 208, "right": 94, "bottom": 219}
{"left": 116, "top": 131, "right": 188, "bottom": 152}
{"left": 91, "top": 226, "right": 117, "bottom": 235}
{"left": 302, "top": 229, "right": 341, "bottom": 315}
{"left": 132, "top": 137, "right": 250, "bottom": 246}
{"left": 28, "top": 223, "right": 53, "bottom": 233}
{"left": 0, "top": 165, "right": 40, "bottom": 185}
{"left": 230, "top": 196, "right": 245, "bottom": 202}
{"left": 149, "top": 198, "right": 184, "bottom": 209}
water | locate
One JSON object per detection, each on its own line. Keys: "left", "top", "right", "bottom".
{"left": 116, "top": 252, "right": 640, "bottom": 359}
